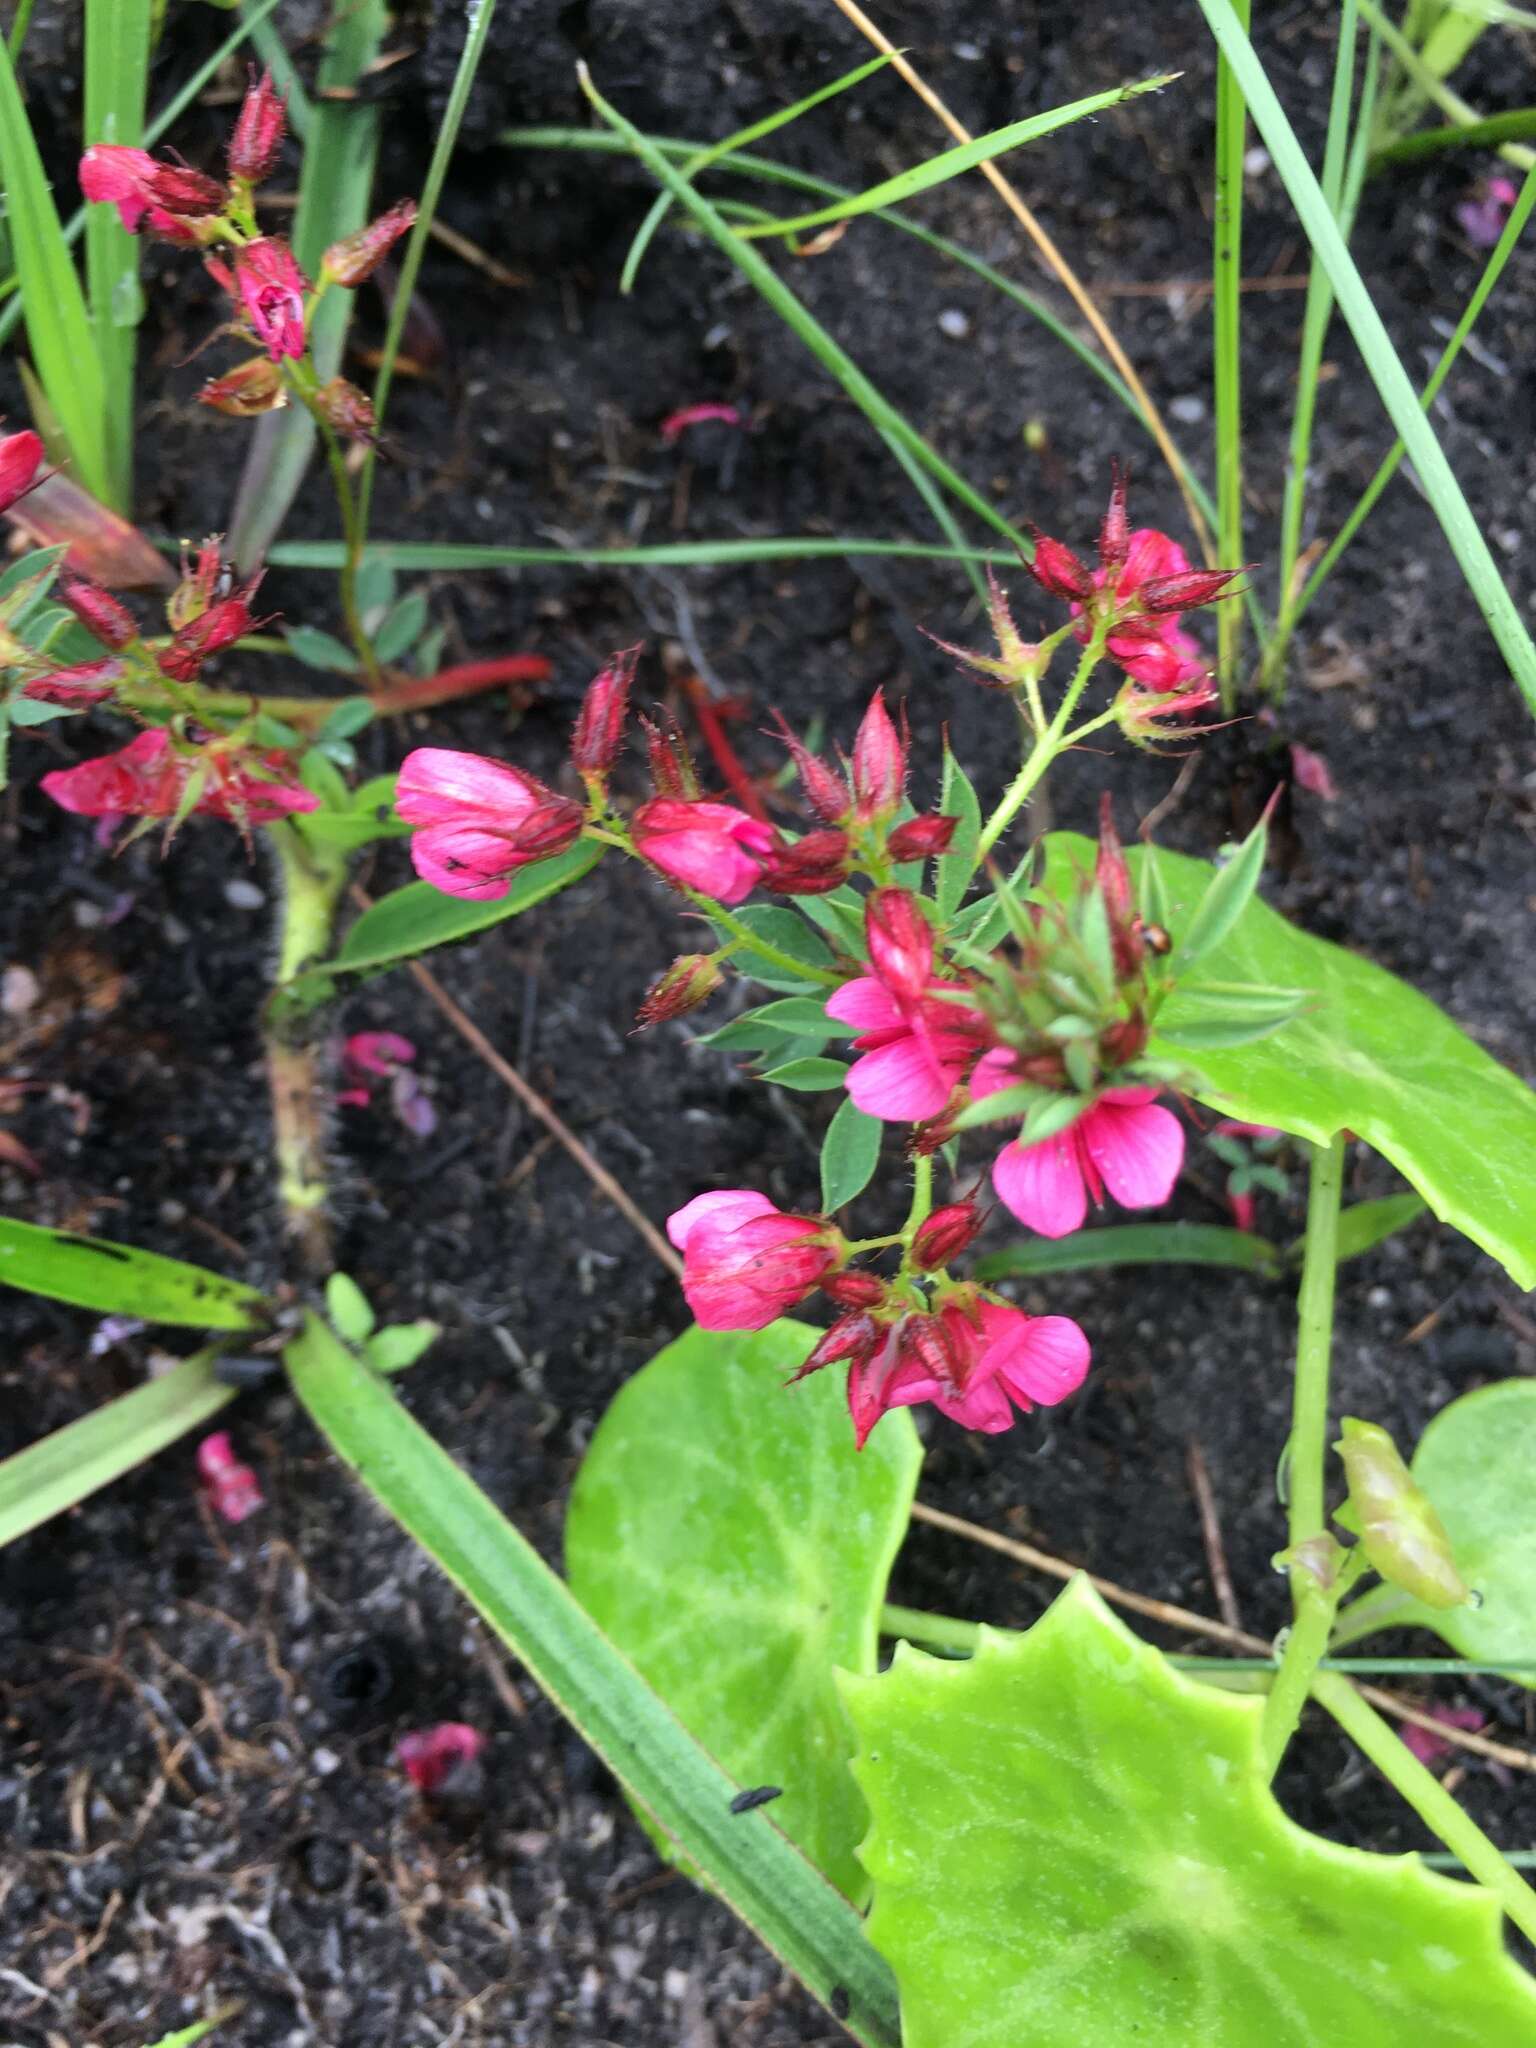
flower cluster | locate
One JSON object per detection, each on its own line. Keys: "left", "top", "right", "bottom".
{"left": 80, "top": 70, "right": 415, "bottom": 440}
{"left": 388, "top": 485, "right": 1241, "bottom": 1445}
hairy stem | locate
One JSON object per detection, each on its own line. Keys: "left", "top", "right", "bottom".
{"left": 976, "top": 638, "right": 1103, "bottom": 857}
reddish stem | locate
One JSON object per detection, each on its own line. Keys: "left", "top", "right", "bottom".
{"left": 677, "top": 671, "right": 771, "bottom": 822}
{"left": 372, "top": 655, "right": 553, "bottom": 713}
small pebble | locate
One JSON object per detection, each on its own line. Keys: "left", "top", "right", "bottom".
{"left": 1169, "top": 394, "right": 1207, "bottom": 424}
{"left": 937, "top": 308, "right": 971, "bottom": 340}
{"left": 0, "top": 964, "right": 38, "bottom": 1015}
{"left": 224, "top": 878, "right": 266, "bottom": 910}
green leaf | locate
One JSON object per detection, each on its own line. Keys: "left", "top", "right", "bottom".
{"left": 325, "top": 1271, "right": 374, "bottom": 1342}
{"left": 298, "top": 746, "right": 350, "bottom": 809}
{"left": 286, "top": 1313, "right": 901, "bottom": 2045}
{"left": 295, "top": 806, "right": 409, "bottom": 852}
{"left": 373, "top": 588, "right": 429, "bottom": 663}
{"left": 704, "top": 997, "right": 851, "bottom": 1049}
{"left": 715, "top": 905, "right": 835, "bottom": 993}
{"left": 935, "top": 746, "right": 982, "bottom": 922}
{"left": 0, "top": 1347, "right": 235, "bottom": 1550}
{"left": 353, "top": 552, "right": 395, "bottom": 618}
{"left": 0, "top": 1216, "right": 266, "bottom": 1328}
{"left": 974, "top": 1221, "right": 1282, "bottom": 1281}
{"left": 1330, "top": 1191, "right": 1428, "bottom": 1264}
{"left": 328, "top": 841, "right": 603, "bottom": 976}
{"left": 1176, "top": 813, "right": 1270, "bottom": 969}
{"left": 286, "top": 625, "right": 359, "bottom": 674}
{"left": 759, "top": 1056, "right": 849, "bottom": 1092}
{"left": 1043, "top": 834, "right": 1536, "bottom": 1288}
{"left": 0, "top": 35, "right": 110, "bottom": 502}
{"left": 821, "top": 1096, "right": 883, "bottom": 1212}
{"left": 364, "top": 1319, "right": 439, "bottom": 1374}
{"left": 140, "top": 2018, "right": 231, "bottom": 2048}
{"left": 565, "top": 1320, "right": 920, "bottom": 1902}
{"left": 737, "top": 75, "right": 1179, "bottom": 241}
{"left": 842, "top": 1578, "right": 1536, "bottom": 2048}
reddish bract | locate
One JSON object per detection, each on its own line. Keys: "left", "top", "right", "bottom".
{"left": 58, "top": 575, "right": 138, "bottom": 649}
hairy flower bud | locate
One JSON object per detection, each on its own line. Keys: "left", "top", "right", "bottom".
{"left": 195, "top": 1430, "right": 264, "bottom": 1523}
{"left": 161, "top": 587, "right": 262, "bottom": 680}
{"left": 849, "top": 688, "right": 905, "bottom": 821}
{"left": 313, "top": 376, "right": 376, "bottom": 444}
{"left": 1134, "top": 567, "right": 1246, "bottom": 616}
{"left": 1335, "top": 1417, "right": 1470, "bottom": 1611}
{"left": 639, "top": 710, "right": 700, "bottom": 800}
{"left": 865, "top": 887, "right": 934, "bottom": 1003}
{"left": 198, "top": 357, "right": 287, "bottom": 418}
{"left": 790, "top": 1311, "right": 883, "bottom": 1383}
{"left": 228, "top": 66, "right": 287, "bottom": 185}
{"left": 634, "top": 952, "right": 722, "bottom": 1030}
{"left": 323, "top": 198, "right": 418, "bottom": 287}
{"left": 1095, "top": 794, "right": 1143, "bottom": 983}
{"left": 771, "top": 712, "right": 848, "bottom": 824}
{"left": 760, "top": 828, "right": 851, "bottom": 896}
{"left": 821, "top": 1270, "right": 889, "bottom": 1309}
{"left": 1025, "top": 526, "right": 1096, "bottom": 603}
{"left": 571, "top": 643, "right": 640, "bottom": 777}
{"left": 1098, "top": 460, "right": 1131, "bottom": 574}
{"left": 887, "top": 813, "right": 958, "bottom": 862}
{"left": 146, "top": 163, "right": 226, "bottom": 218}
{"left": 58, "top": 576, "right": 138, "bottom": 650}
{"left": 910, "top": 1201, "right": 985, "bottom": 1271}
{"left": 22, "top": 657, "right": 124, "bottom": 706}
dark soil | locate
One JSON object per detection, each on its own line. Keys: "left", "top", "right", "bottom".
{"left": 4, "top": 1, "right": 1536, "bottom": 2041}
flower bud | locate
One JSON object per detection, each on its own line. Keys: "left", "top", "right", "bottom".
{"left": 1095, "top": 794, "right": 1143, "bottom": 983}
{"left": 1025, "top": 525, "right": 1095, "bottom": 604}
{"left": 161, "top": 588, "right": 261, "bottom": 681}
{"left": 1134, "top": 566, "right": 1246, "bottom": 616}
{"left": 323, "top": 198, "right": 418, "bottom": 287}
{"left": 1097, "top": 1013, "right": 1148, "bottom": 1070}
{"left": 760, "top": 828, "right": 851, "bottom": 896}
{"left": 910, "top": 1200, "right": 984, "bottom": 1271}
{"left": 822, "top": 1270, "right": 888, "bottom": 1309}
{"left": 167, "top": 540, "right": 225, "bottom": 633}
{"left": 639, "top": 710, "right": 700, "bottom": 800}
{"left": 865, "top": 888, "right": 933, "bottom": 1003}
{"left": 147, "top": 163, "right": 226, "bottom": 218}
{"left": 789, "top": 1310, "right": 883, "bottom": 1382}
{"left": 571, "top": 643, "right": 640, "bottom": 777}
{"left": 21, "top": 657, "right": 124, "bottom": 705}
{"left": 634, "top": 952, "right": 722, "bottom": 1030}
{"left": 314, "top": 376, "right": 376, "bottom": 444}
{"left": 772, "top": 712, "right": 848, "bottom": 824}
{"left": 1098, "top": 460, "right": 1131, "bottom": 574}
{"left": 1335, "top": 1417, "right": 1470, "bottom": 1611}
{"left": 198, "top": 357, "right": 287, "bottom": 418}
{"left": 887, "top": 813, "right": 957, "bottom": 862}
{"left": 0, "top": 428, "right": 43, "bottom": 514}
{"left": 58, "top": 575, "right": 138, "bottom": 650}
{"left": 228, "top": 66, "right": 287, "bottom": 186}
{"left": 850, "top": 688, "right": 905, "bottom": 821}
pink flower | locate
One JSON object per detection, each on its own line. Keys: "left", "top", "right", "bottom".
{"left": 41, "top": 728, "right": 318, "bottom": 825}
{"left": 79, "top": 144, "right": 160, "bottom": 230}
{"left": 1091, "top": 529, "right": 1209, "bottom": 690}
{"left": 196, "top": 1431, "right": 264, "bottom": 1523}
{"left": 21, "top": 658, "right": 123, "bottom": 705}
{"left": 338, "top": 1030, "right": 436, "bottom": 1136}
{"left": 666, "top": 1190, "right": 839, "bottom": 1331}
{"left": 1289, "top": 741, "right": 1338, "bottom": 801}
{"left": 1456, "top": 175, "right": 1518, "bottom": 249}
{"left": 845, "top": 1298, "right": 1089, "bottom": 1447}
{"left": 826, "top": 975, "right": 983, "bottom": 1122}
{"left": 396, "top": 747, "right": 585, "bottom": 901}
{"left": 397, "top": 1723, "right": 485, "bottom": 1795}
{"left": 632, "top": 797, "right": 775, "bottom": 905}
{"left": 231, "top": 238, "right": 309, "bottom": 361}
{"left": 975, "top": 1057, "right": 1184, "bottom": 1237}
{"left": 1400, "top": 1704, "right": 1486, "bottom": 1769}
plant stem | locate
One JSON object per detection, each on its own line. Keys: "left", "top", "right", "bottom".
{"left": 263, "top": 821, "right": 349, "bottom": 1274}
{"left": 1313, "top": 1672, "right": 1536, "bottom": 1945}
{"left": 881, "top": 1602, "right": 980, "bottom": 1654}
{"left": 1258, "top": 1131, "right": 1345, "bottom": 1772}
{"left": 898, "top": 1154, "right": 934, "bottom": 1248}
{"left": 284, "top": 358, "right": 381, "bottom": 686}
{"left": 690, "top": 896, "right": 843, "bottom": 987}
{"left": 976, "top": 638, "right": 1102, "bottom": 857}
{"left": 1212, "top": 0, "right": 1250, "bottom": 705}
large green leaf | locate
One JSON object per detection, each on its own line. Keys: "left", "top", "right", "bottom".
{"left": 1042, "top": 834, "right": 1536, "bottom": 1287}
{"left": 565, "top": 1320, "right": 921, "bottom": 1902}
{"left": 0, "top": 1216, "right": 266, "bottom": 1327}
{"left": 326, "top": 840, "right": 603, "bottom": 976}
{"left": 287, "top": 1313, "right": 900, "bottom": 2044}
{"left": 842, "top": 1578, "right": 1536, "bottom": 2048}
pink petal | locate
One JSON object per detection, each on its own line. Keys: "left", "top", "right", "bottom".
{"left": 986, "top": 1311, "right": 1091, "bottom": 1408}
{"left": 825, "top": 976, "right": 904, "bottom": 1034}
{"left": 931, "top": 1375, "right": 1015, "bottom": 1433}
{"left": 992, "top": 1130, "right": 1089, "bottom": 1238}
{"left": 666, "top": 1189, "right": 776, "bottom": 1253}
{"left": 396, "top": 748, "right": 539, "bottom": 828}
{"left": 408, "top": 823, "right": 518, "bottom": 900}
{"left": 846, "top": 1035, "right": 954, "bottom": 1122}
{"left": 1119, "top": 528, "right": 1192, "bottom": 592}
{"left": 968, "top": 1047, "right": 1018, "bottom": 1102}
{"left": 1081, "top": 1097, "right": 1183, "bottom": 1211}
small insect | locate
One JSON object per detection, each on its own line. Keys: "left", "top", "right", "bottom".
{"left": 1136, "top": 917, "right": 1172, "bottom": 955}
{"left": 728, "top": 1784, "right": 782, "bottom": 1815}
{"left": 829, "top": 1986, "right": 852, "bottom": 2021}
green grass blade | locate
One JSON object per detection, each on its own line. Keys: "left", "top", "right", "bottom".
{"left": 0, "top": 1214, "right": 268, "bottom": 1326}
{"left": 1212, "top": 1, "right": 1250, "bottom": 702}
{"left": 1372, "top": 102, "right": 1536, "bottom": 163}
{"left": 621, "top": 52, "right": 896, "bottom": 294}
{"left": 0, "top": 1349, "right": 233, "bottom": 1550}
{"left": 973, "top": 1222, "right": 1283, "bottom": 1280}
{"left": 353, "top": 0, "right": 500, "bottom": 550}
{"left": 285, "top": 1314, "right": 902, "bottom": 2047}
{"left": 1195, "top": 0, "right": 1536, "bottom": 719}
{"left": 0, "top": 0, "right": 289, "bottom": 352}
{"left": 577, "top": 70, "right": 1031, "bottom": 555}
{"left": 1294, "top": 156, "right": 1536, "bottom": 632}
{"left": 228, "top": 0, "right": 388, "bottom": 572}
{"left": 267, "top": 536, "right": 1014, "bottom": 571}
{"left": 83, "top": 0, "right": 151, "bottom": 512}
{"left": 0, "top": 35, "right": 110, "bottom": 501}
{"left": 739, "top": 75, "right": 1177, "bottom": 239}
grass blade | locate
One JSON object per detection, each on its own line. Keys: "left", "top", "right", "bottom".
{"left": 0, "top": 1214, "right": 268, "bottom": 1326}
{"left": 0, "top": 1350, "right": 233, "bottom": 1550}
{"left": 1195, "top": 0, "right": 1536, "bottom": 719}
{"left": 1372, "top": 103, "right": 1536, "bottom": 163}
{"left": 83, "top": 0, "right": 151, "bottom": 512}
{"left": 352, "top": 0, "right": 500, "bottom": 551}
{"left": 739, "top": 75, "right": 1177, "bottom": 239}
{"left": 621, "top": 52, "right": 895, "bottom": 293}
{"left": 578, "top": 69, "right": 1030, "bottom": 555}
{"left": 267, "top": 537, "right": 1015, "bottom": 571}
{"left": 1212, "top": 0, "right": 1249, "bottom": 700}
{"left": 0, "top": 36, "right": 110, "bottom": 502}
{"left": 228, "top": 0, "right": 388, "bottom": 572}
{"left": 973, "top": 1222, "right": 1283, "bottom": 1280}
{"left": 286, "top": 1314, "right": 902, "bottom": 2046}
